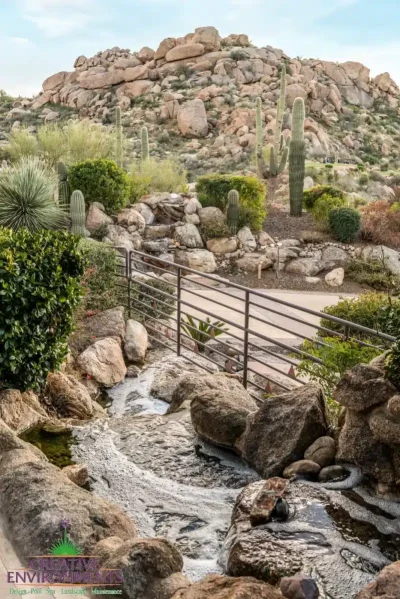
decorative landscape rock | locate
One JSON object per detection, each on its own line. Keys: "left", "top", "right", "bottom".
{"left": 0, "top": 390, "right": 48, "bottom": 434}
{"left": 62, "top": 463, "right": 89, "bottom": 487}
{"left": 333, "top": 364, "right": 397, "bottom": 411}
{"left": 304, "top": 436, "right": 336, "bottom": 468}
{"left": 117, "top": 208, "right": 146, "bottom": 232}
{"left": 46, "top": 372, "right": 94, "bottom": 420}
{"left": 325, "top": 267, "right": 344, "bottom": 287}
{"left": 70, "top": 306, "right": 126, "bottom": 353}
{"left": 175, "top": 249, "right": 217, "bottom": 273}
{"left": 321, "top": 246, "right": 349, "bottom": 268}
{"left": 206, "top": 237, "right": 238, "bottom": 254}
{"left": 242, "top": 384, "right": 327, "bottom": 478}
{"left": 86, "top": 203, "right": 113, "bottom": 233}
{"left": 356, "top": 561, "right": 400, "bottom": 598}
{"left": 125, "top": 320, "right": 148, "bottom": 363}
{"left": 77, "top": 337, "right": 127, "bottom": 387}
{"left": 175, "top": 223, "right": 204, "bottom": 248}
{"left": 238, "top": 227, "right": 257, "bottom": 252}
{"left": 280, "top": 576, "right": 320, "bottom": 599}
{"left": 285, "top": 259, "right": 323, "bottom": 277}
{"left": 198, "top": 207, "right": 226, "bottom": 227}
{"left": 236, "top": 254, "right": 273, "bottom": 272}
{"left": 283, "top": 460, "right": 321, "bottom": 479}
{"left": 172, "top": 575, "right": 283, "bottom": 599}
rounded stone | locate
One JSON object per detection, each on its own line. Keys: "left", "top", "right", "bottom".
{"left": 304, "top": 436, "right": 336, "bottom": 468}
{"left": 283, "top": 460, "right": 321, "bottom": 479}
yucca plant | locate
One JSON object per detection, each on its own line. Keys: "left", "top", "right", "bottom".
{"left": 181, "top": 315, "right": 228, "bottom": 353}
{"left": 0, "top": 157, "right": 68, "bottom": 232}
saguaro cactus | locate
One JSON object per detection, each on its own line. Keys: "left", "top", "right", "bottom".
{"left": 289, "top": 97, "right": 306, "bottom": 217}
{"left": 70, "top": 190, "right": 87, "bottom": 237}
{"left": 141, "top": 126, "right": 149, "bottom": 162}
{"left": 256, "top": 97, "right": 263, "bottom": 171}
{"left": 115, "top": 106, "right": 123, "bottom": 167}
{"left": 57, "top": 161, "right": 70, "bottom": 208}
{"left": 227, "top": 189, "right": 240, "bottom": 235}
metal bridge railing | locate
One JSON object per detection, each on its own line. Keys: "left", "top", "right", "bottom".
{"left": 114, "top": 248, "right": 396, "bottom": 402}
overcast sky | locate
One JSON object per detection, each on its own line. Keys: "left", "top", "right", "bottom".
{"left": 1, "top": 0, "right": 400, "bottom": 96}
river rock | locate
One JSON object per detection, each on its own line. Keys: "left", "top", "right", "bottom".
{"left": 333, "top": 364, "right": 397, "bottom": 411}
{"left": 101, "top": 537, "right": 189, "bottom": 599}
{"left": 207, "top": 238, "right": 238, "bottom": 254}
{"left": 280, "top": 576, "right": 320, "bottom": 599}
{"left": 283, "top": 460, "right": 321, "bottom": 479}
{"left": 77, "top": 337, "right": 127, "bottom": 387}
{"left": 125, "top": 320, "right": 148, "bottom": 363}
{"left": 172, "top": 574, "right": 283, "bottom": 598}
{"left": 356, "top": 561, "right": 400, "bottom": 598}
{"left": 46, "top": 372, "right": 94, "bottom": 420}
{"left": 62, "top": 463, "right": 89, "bottom": 487}
{"left": 198, "top": 207, "right": 226, "bottom": 227}
{"left": 0, "top": 390, "right": 48, "bottom": 434}
{"left": 304, "top": 436, "right": 336, "bottom": 468}
{"left": 187, "top": 374, "right": 258, "bottom": 452}
{"left": 236, "top": 254, "right": 273, "bottom": 272}
{"left": 242, "top": 384, "right": 327, "bottom": 478}
{"left": 175, "top": 224, "right": 204, "bottom": 248}
{"left": 325, "top": 267, "right": 344, "bottom": 287}
{"left": 175, "top": 249, "right": 217, "bottom": 273}
{"left": 238, "top": 227, "right": 257, "bottom": 252}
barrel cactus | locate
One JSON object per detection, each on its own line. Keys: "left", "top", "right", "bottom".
{"left": 141, "top": 126, "right": 149, "bottom": 162}
{"left": 227, "top": 189, "right": 240, "bottom": 235}
{"left": 115, "top": 106, "right": 123, "bottom": 167}
{"left": 70, "top": 190, "right": 87, "bottom": 237}
{"left": 289, "top": 97, "right": 306, "bottom": 217}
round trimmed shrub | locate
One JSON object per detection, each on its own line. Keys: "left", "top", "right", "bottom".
{"left": 69, "top": 158, "right": 130, "bottom": 215}
{"left": 312, "top": 193, "right": 346, "bottom": 229}
{"left": 303, "top": 185, "right": 344, "bottom": 211}
{"left": 328, "top": 207, "right": 361, "bottom": 242}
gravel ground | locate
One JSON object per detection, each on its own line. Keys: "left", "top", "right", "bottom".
{"left": 263, "top": 207, "right": 330, "bottom": 241}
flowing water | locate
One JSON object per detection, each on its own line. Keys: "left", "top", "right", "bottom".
{"left": 64, "top": 368, "right": 400, "bottom": 598}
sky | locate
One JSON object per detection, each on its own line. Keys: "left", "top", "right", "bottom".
{"left": 1, "top": 0, "right": 400, "bottom": 97}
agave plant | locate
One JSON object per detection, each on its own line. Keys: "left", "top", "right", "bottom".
{"left": 181, "top": 315, "right": 228, "bottom": 353}
{"left": 0, "top": 156, "right": 68, "bottom": 232}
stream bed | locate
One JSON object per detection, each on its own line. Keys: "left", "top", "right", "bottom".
{"left": 69, "top": 368, "right": 400, "bottom": 598}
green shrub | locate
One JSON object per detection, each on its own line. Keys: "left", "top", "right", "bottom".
{"left": 196, "top": 174, "right": 266, "bottom": 231}
{"left": 328, "top": 207, "right": 361, "bottom": 242}
{"left": 358, "top": 173, "right": 369, "bottom": 186}
{"left": 132, "top": 277, "right": 176, "bottom": 320}
{"left": 325, "top": 163, "right": 334, "bottom": 169}
{"left": 79, "top": 240, "right": 121, "bottom": 312}
{"left": 320, "top": 292, "right": 400, "bottom": 342}
{"left": 346, "top": 260, "right": 400, "bottom": 293}
{"left": 385, "top": 339, "right": 400, "bottom": 389}
{"left": 129, "top": 157, "right": 187, "bottom": 202}
{"left": 69, "top": 159, "right": 130, "bottom": 215}
{"left": 312, "top": 193, "right": 346, "bottom": 229}
{"left": 0, "top": 157, "right": 68, "bottom": 232}
{"left": 303, "top": 185, "right": 345, "bottom": 211}
{"left": 296, "top": 337, "right": 380, "bottom": 423}
{"left": 0, "top": 228, "right": 85, "bottom": 391}
{"left": 200, "top": 222, "right": 232, "bottom": 242}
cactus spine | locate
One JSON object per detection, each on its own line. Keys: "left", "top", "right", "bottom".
{"left": 256, "top": 64, "right": 289, "bottom": 178}
{"left": 141, "top": 126, "right": 149, "bottom": 162}
{"left": 227, "top": 190, "right": 240, "bottom": 235}
{"left": 115, "top": 106, "right": 123, "bottom": 167}
{"left": 70, "top": 190, "right": 87, "bottom": 237}
{"left": 289, "top": 97, "right": 306, "bottom": 217}
{"left": 57, "top": 161, "right": 70, "bottom": 208}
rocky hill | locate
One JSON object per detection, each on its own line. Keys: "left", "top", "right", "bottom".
{"left": 4, "top": 26, "right": 400, "bottom": 174}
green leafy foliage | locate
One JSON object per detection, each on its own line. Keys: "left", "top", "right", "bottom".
{"left": 0, "top": 157, "right": 68, "bottom": 232}
{"left": 181, "top": 315, "right": 228, "bottom": 352}
{"left": 0, "top": 229, "right": 85, "bottom": 391}
{"left": 303, "top": 185, "right": 345, "bottom": 211}
{"left": 196, "top": 174, "right": 266, "bottom": 231}
{"left": 346, "top": 259, "right": 400, "bottom": 293}
{"left": 320, "top": 292, "right": 400, "bottom": 342}
{"left": 78, "top": 240, "right": 121, "bottom": 312}
{"left": 296, "top": 337, "right": 380, "bottom": 423}
{"left": 385, "top": 339, "right": 400, "bottom": 389}
{"left": 312, "top": 193, "right": 346, "bottom": 229}
{"left": 328, "top": 207, "right": 361, "bottom": 242}
{"left": 69, "top": 159, "right": 130, "bottom": 215}
{"left": 129, "top": 157, "right": 187, "bottom": 202}
{"left": 200, "top": 222, "right": 232, "bottom": 242}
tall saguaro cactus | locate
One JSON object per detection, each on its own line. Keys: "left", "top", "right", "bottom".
{"left": 289, "top": 97, "right": 306, "bottom": 217}
{"left": 115, "top": 106, "right": 123, "bottom": 167}
{"left": 70, "top": 190, "right": 87, "bottom": 237}
{"left": 141, "top": 126, "right": 149, "bottom": 162}
{"left": 57, "top": 161, "right": 70, "bottom": 208}
{"left": 256, "top": 64, "right": 289, "bottom": 178}
{"left": 227, "top": 189, "right": 240, "bottom": 235}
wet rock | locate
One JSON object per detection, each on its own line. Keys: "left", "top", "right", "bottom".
{"left": 101, "top": 537, "right": 189, "bottom": 599}
{"left": 283, "top": 460, "right": 321, "bottom": 479}
{"left": 150, "top": 355, "right": 218, "bottom": 403}
{"left": 356, "top": 561, "right": 400, "bottom": 598}
{"left": 125, "top": 320, "right": 148, "bottom": 363}
{"left": 242, "top": 384, "right": 327, "bottom": 478}
{"left": 46, "top": 372, "right": 95, "bottom": 420}
{"left": 189, "top": 374, "right": 258, "bottom": 452}
{"left": 77, "top": 337, "right": 127, "bottom": 387}
{"left": 318, "top": 465, "right": 348, "bottom": 483}
{"left": 62, "top": 463, "right": 89, "bottom": 487}
{"left": 280, "top": 575, "right": 319, "bottom": 599}
{"left": 249, "top": 478, "right": 288, "bottom": 526}
{"left": 0, "top": 390, "right": 48, "bottom": 434}
{"left": 172, "top": 574, "right": 283, "bottom": 598}
{"left": 304, "top": 436, "right": 336, "bottom": 468}
{"left": 333, "top": 364, "right": 397, "bottom": 412}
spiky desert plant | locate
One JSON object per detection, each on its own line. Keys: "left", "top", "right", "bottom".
{"left": 0, "top": 157, "right": 67, "bottom": 232}
{"left": 57, "top": 161, "right": 70, "bottom": 209}
{"left": 70, "top": 190, "right": 87, "bottom": 237}
{"left": 227, "top": 189, "right": 240, "bottom": 235}
{"left": 141, "top": 126, "right": 149, "bottom": 162}
{"left": 289, "top": 97, "right": 306, "bottom": 217}
{"left": 115, "top": 106, "right": 123, "bottom": 167}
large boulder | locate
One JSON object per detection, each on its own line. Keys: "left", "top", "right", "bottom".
{"left": 155, "top": 38, "right": 176, "bottom": 61}
{"left": 321, "top": 246, "right": 349, "bottom": 268}
{"left": 333, "top": 364, "right": 397, "bottom": 411}
{"left": 125, "top": 320, "right": 148, "bottom": 363}
{"left": 207, "top": 238, "right": 238, "bottom": 254}
{"left": 362, "top": 245, "right": 400, "bottom": 277}
{"left": 150, "top": 355, "right": 218, "bottom": 403}
{"left": 285, "top": 259, "right": 323, "bottom": 276}
{"left": 175, "top": 224, "right": 204, "bottom": 248}
{"left": 304, "top": 436, "right": 336, "bottom": 468}
{"left": 86, "top": 203, "right": 113, "bottom": 233}
{"left": 172, "top": 574, "right": 282, "bottom": 598}
{"left": 42, "top": 71, "right": 69, "bottom": 92}
{"left": 46, "top": 372, "right": 94, "bottom": 420}
{"left": 0, "top": 390, "right": 48, "bottom": 434}
{"left": 105, "top": 225, "right": 142, "bottom": 252}
{"left": 198, "top": 207, "right": 226, "bottom": 227}
{"left": 242, "top": 384, "right": 327, "bottom": 478}
{"left": 166, "top": 43, "right": 205, "bottom": 62}
{"left": 70, "top": 306, "right": 126, "bottom": 353}
{"left": 186, "top": 374, "right": 258, "bottom": 452}
{"left": 356, "top": 561, "right": 400, "bottom": 598}
{"left": 175, "top": 249, "right": 217, "bottom": 273}
{"left": 236, "top": 254, "right": 273, "bottom": 272}
{"left": 325, "top": 267, "right": 344, "bottom": 287}
{"left": 192, "top": 27, "right": 221, "bottom": 52}
{"left": 77, "top": 337, "right": 127, "bottom": 387}
{"left": 177, "top": 99, "right": 209, "bottom": 138}
{"left": 80, "top": 70, "right": 125, "bottom": 89}
{"left": 117, "top": 208, "right": 146, "bottom": 232}
{"left": 100, "top": 537, "right": 189, "bottom": 599}
{"left": 238, "top": 227, "right": 257, "bottom": 252}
